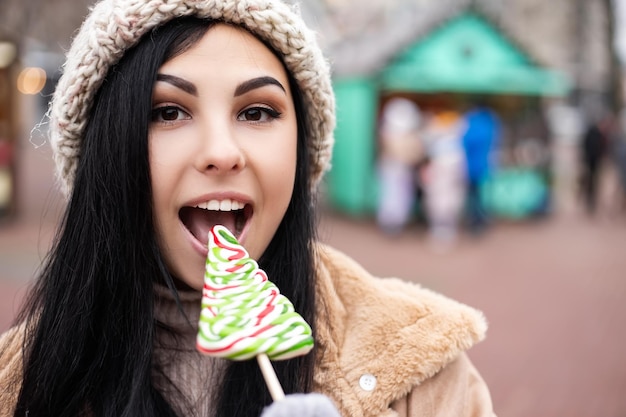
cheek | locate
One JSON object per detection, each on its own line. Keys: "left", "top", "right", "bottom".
{"left": 268, "top": 158, "right": 296, "bottom": 213}
{"left": 149, "top": 145, "right": 168, "bottom": 217}
{"left": 263, "top": 134, "right": 297, "bottom": 204}
{"left": 149, "top": 134, "right": 186, "bottom": 197}
{"left": 148, "top": 137, "right": 183, "bottom": 233}
{"left": 148, "top": 157, "right": 170, "bottom": 254}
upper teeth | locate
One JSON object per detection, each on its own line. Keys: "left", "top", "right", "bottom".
{"left": 195, "top": 199, "right": 244, "bottom": 211}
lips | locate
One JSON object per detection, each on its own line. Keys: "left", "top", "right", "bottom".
{"left": 179, "top": 198, "right": 251, "bottom": 247}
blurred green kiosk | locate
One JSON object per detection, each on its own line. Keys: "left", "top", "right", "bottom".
{"left": 326, "top": 12, "right": 570, "bottom": 218}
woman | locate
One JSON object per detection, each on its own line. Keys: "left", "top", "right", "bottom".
{"left": 0, "top": 1, "right": 495, "bottom": 416}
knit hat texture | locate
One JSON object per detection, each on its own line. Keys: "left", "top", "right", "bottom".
{"left": 49, "top": 0, "right": 335, "bottom": 195}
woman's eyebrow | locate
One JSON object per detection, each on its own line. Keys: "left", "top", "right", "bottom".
{"left": 234, "top": 76, "right": 286, "bottom": 97}
{"left": 156, "top": 73, "right": 198, "bottom": 96}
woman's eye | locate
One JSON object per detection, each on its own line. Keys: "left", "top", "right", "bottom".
{"left": 151, "top": 106, "right": 189, "bottom": 123}
{"left": 238, "top": 107, "right": 281, "bottom": 122}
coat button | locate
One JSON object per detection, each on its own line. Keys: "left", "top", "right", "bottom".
{"left": 359, "top": 373, "right": 377, "bottom": 391}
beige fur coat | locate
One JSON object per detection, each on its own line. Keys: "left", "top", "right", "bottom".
{"left": 0, "top": 243, "right": 495, "bottom": 416}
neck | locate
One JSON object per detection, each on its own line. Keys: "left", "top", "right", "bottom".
{"left": 153, "top": 284, "right": 222, "bottom": 417}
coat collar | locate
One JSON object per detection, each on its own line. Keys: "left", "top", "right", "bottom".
{"left": 312, "top": 244, "right": 487, "bottom": 417}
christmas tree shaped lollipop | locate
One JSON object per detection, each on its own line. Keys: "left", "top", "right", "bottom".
{"left": 197, "top": 225, "right": 314, "bottom": 399}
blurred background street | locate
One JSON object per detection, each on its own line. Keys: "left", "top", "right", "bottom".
{"left": 2, "top": 0, "right": 626, "bottom": 416}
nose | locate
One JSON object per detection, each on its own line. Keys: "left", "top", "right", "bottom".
{"left": 195, "top": 121, "right": 245, "bottom": 174}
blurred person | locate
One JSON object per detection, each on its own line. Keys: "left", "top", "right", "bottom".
{"left": 579, "top": 114, "right": 610, "bottom": 215}
{"left": 461, "top": 102, "right": 501, "bottom": 234}
{"left": 421, "top": 110, "right": 467, "bottom": 250}
{"left": 376, "top": 97, "right": 425, "bottom": 234}
{"left": 0, "top": 1, "right": 496, "bottom": 416}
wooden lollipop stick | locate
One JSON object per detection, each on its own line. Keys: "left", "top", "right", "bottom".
{"left": 256, "top": 353, "right": 286, "bottom": 401}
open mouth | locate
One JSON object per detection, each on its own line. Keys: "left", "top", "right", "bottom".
{"left": 179, "top": 198, "right": 251, "bottom": 247}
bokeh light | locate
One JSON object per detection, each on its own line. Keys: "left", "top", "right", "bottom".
{"left": 17, "top": 67, "right": 47, "bottom": 95}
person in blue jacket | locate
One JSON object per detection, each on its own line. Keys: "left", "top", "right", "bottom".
{"left": 461, "top": 101, "right": 501, "bottom": 234}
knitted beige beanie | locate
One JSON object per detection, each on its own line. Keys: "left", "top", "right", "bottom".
{"left": 49, "top": 0, "right": 335, "bottom": 195}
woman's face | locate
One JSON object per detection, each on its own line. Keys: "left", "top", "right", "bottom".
{"left": 149, "top": 23, "right": 297, "bottom": 290}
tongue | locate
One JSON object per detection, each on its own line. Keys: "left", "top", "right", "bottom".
{"left": 181, "top": 208, "right": 237, "bottom": 247}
